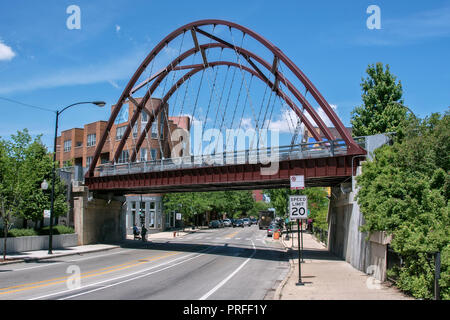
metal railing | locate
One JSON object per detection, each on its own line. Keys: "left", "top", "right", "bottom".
{"left": 93, "top": 137, "right": 366, "bottom": 177}
{"left": 312, "top": 226, "right": 328, "bottom": 246}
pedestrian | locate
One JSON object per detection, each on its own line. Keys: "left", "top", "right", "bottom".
{"left": 307, "top": 218, "right": 313, "bottom": 233}
{"left": 133, "top": 224, "right": 140, "bottom": 240}
{"left": 141, "top": 225, "right": 147, "bottom": 242}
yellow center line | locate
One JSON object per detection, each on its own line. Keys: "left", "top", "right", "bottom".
{"left": 225, "top": 231, "right": 240, "bottom": 239}
{"left": 0, "top": 251, "right": 180, "bottom": 295}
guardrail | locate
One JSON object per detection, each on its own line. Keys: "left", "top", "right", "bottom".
{"left": 93, "top": 137, "right": 366, "bottom": 177}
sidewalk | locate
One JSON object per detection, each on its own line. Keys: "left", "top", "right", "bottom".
{"left": 126, "top": 226, "right": 207, "bottom": 241}
{"left": 275, "top": 228, "right": 413, "bottom": 300}
{"left": 0, "top": 244, "right": 120, "bottom": 265}
{"left": 1, "top": 227, "right": 208, "bottom": 265}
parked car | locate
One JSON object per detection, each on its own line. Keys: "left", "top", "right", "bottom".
{"left": 233, "top": 219, "right": 244, "bottom": 228}
{"left": 223, "top": 219, "right": 232, "bottom": 227}
{"left": 242, "top": 218, "right": 250, "bottom": 227}
{"left": 250, "top": 218, "right": 257, "bottom": 225}
{"left": 267, "top": 223, "right": 281, "bottom": 237}
{"left": 218, "top": 220, "right": 224, "bottom": 228}
{"left": 209, "top": 220, "right": 220, "bottom": 228}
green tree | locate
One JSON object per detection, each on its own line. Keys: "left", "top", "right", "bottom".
{"left": 15, "top": 136, "right": 67, "bottom": 228}
{"left": 351, "top": 62, "right": 408, "bottom": 137}
{"left": 356, "top": 111, "right": 449, "bottom": 299}
{"left": 163, "top": 190, "right": 257, "bottom": 225}
{"left": 247, "top": 201, "right": 270, "bottom": 218}
{"left": 0, "top": 130, "right": 67, "bottom": 233}
{"left": 264, "top": 188, "right": 329, "bottom": 229}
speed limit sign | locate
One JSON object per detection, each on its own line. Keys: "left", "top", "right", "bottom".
{"left": 289, "top": 195, "right": 308, "bottom": 220}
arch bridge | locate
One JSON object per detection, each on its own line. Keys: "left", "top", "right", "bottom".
{"left": 85, "top": 19, "right": 366, "bottom": 194}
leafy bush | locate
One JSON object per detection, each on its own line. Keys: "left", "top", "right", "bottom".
{"left": 356, "top": 112, "right": 449, "bottom": 299}
{"left": 2, "top": 228, "right": 39, "bottom": 237}
{"left": 38, "top": 225, "right": 75, "bottom": 235}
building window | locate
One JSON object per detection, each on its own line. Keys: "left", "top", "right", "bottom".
{"left": 87, "top": 134, "right": 96, "bottom": 147}
{"left": 141, "top": 111, "right": 148, "bottom": 123}
{"left": 140, "top": 148, "right": 148, "bottom": 162}
{"left": 116, "top": 126, "right": 126, "bottom": 140}
{"left": 117, "top": 150, "right": 129, "bottom": 164}
{"left": 151, "top": 122, "right": 157, "bottom": 139}
{"left": 160, "top": 113, "right": 165, "bottom": 139}
{"left": 86, "top": 156, "right": 93, "bottom": 167}
{"left": 64, "top": 140, "right": 72, "bottom": 152}
{"left": 132, "top": 125, "right": 138, "bottom": 138}
{"left": 150, "top": 149, "right": 157, "bottom": 160}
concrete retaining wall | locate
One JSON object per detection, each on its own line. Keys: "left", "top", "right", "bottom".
{"left": 0, "top": 233, "right": 78, "bottom": 254}
{"left": 73, "top": 186, "right": 126, "bottom": 245}
{"left": 327, "top": 166, "right": 391, "bottom": 282}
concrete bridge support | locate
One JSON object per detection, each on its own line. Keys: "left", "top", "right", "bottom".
{"left": 72, "top": 185, "right": 126, "bottom": 245}
{"left": 327, "top": 165, "right": 391, "bottom": 282}
{"left": 327, "top": 133, "right": 393, "bottom": 282}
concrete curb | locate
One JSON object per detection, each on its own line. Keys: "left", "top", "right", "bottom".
{"left": 273, "top": 232, "right": 295, "bottom": 300}
{"left": 0, "top": 245, "right": 120, "bottom": 266}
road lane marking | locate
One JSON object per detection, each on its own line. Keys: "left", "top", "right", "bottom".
{"left": 10, "top": 249, "right": 132, "bottom": 272}
{"left": 0, "top": 252, "right": 179, "bottom": 295}
{"left": 58, "top": 252, "right": 207, "bottom": 300}
{"left": 30, "top": 246, "right": 216, "bottom": 300}
{"left": 199, "top": 240, "right": 256, "bottom": 300}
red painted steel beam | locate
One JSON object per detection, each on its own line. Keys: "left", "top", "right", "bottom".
{"left": 121, "top": 42, "right": 334, "bottom": 164}
{"left": 129, "top": 60, "right": 322, "bottom": 162}
{"left": 125, "top": 42, "right": 327, "bottom": 162}
{"left": 85, "top": 155, "right": 358, "bottom": 192}
{"left": 88, "top": 19, "right": 364, "bottom": 178}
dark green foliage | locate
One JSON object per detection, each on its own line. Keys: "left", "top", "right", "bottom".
{"left": 0, "top": 225, "right": 74, "bottom": 237}
{"left": 356, "top": 112, "right": 450, "bottom": 299}
{"left": 38, "top": 225, "right": 75, "bottom": 235}
{"left": 163, "top": 190, "right": 256, "bottom": 222}
{"left": 351, "top": 63, "right": 408, "bottom": 137}
{"left": 0, "top": 129, "right": 68, "bottom": 230}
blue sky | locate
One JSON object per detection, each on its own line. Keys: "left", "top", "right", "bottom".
{"left": 0, "top": 0, "right": 449, "bottom": 148}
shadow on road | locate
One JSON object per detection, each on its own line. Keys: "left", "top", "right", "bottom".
{"left": 112, "top": 239, "right": 290, "bottom": 263}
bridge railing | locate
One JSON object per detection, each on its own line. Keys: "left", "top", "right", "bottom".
{"left": 93, "top": 137, "right": 366, "bottom": 177}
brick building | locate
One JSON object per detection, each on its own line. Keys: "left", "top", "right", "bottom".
{"left": 56, "top": 98, "right": 190, "bottom": 233}
{"left": 56, "top": 97, "right": 190, "bottom": 169}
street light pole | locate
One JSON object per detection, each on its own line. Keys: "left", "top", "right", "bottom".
{"left": 48, "top": 101, "right": 105, "bottom": 254}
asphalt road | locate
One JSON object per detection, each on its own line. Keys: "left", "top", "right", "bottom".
{"left": 0, "top": 225, "right": 289, "bottom": 300}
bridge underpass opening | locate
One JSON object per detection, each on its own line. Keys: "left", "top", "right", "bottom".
{"left": 84, "top": 19, "right": 365, "bottom": 193}
{"left": 76, "top": 20, "right": 367, "bottom": 245}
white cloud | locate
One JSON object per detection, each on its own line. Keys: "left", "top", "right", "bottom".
{"left": 356, "top": 5, "right": 450, "bottom": 46}
{"left": 108, "top": 80, "right": 120, "bottom": 89}
{"left": 304, "top": 104, "right": 338, "bottom": 128}
{"left": 0, "top": 49, "right": 147, "bottom": 94}
{"left": 115, "top": 25, "right": 121, "bottom": 33}
{"left": 0, "top": 41, "right": 15, "bottom": 61}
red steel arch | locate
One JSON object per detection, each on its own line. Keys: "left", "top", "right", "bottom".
{"left": 87, "top": 19, "right": 364, "bottom": 177}
{"left": 129, "top": 60, "right": 322, "bottom": 162}
{"left": 116, "top": 42, "right": 334, "bottom": 163}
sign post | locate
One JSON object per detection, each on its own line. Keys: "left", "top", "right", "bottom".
{"left": 43, "top": 210, "right": 51, "bottom": 219}
{"left": 290, "top": 175, "right": 305, "bottom": 190}
{"left": 289, "top": 194, "right": 308, "bottom": 286}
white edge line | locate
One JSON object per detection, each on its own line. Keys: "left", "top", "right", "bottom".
{"left": 199, "top": 240, "right": 256, "bottom": 300}
{"left": 29, "top": 247, "right": 212, "bottom": 300}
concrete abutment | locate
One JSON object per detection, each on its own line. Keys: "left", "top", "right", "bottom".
{"left": 73, "top": 186, "right": 126, "bottom": 245}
